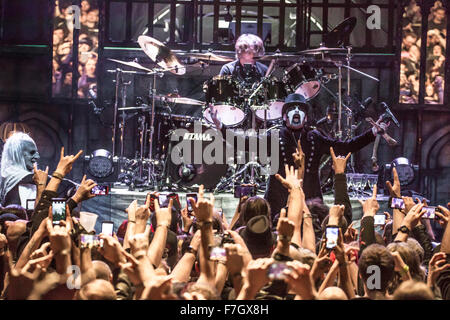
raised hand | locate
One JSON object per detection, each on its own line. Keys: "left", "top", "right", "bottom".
{"left": 72, "top": 175, "right": 97, "bottom": 203}
{"left": 401, "top": 202, "right": 426, "bottom": 230}
{"left": 189, "top": 185, "right": 214, "bottom": 222}
{"left": 292, "top": 139, "right": 305, "bottom": 179}
{"left": 358, "top": 185, "right": 379, "bottom": 217}
{"left": 330, "top": 147, "right": 351, "bottom": 175}
{"left": 180, "top": 206, "right": 194, "bottom": 233}
{"left": 33, "top": 163, "right": 49, "bottom": 186}
{"left": 154, "top": 197, "right": 173, "bottom": 228}
{"left": 55, "top": 147, "right": 83, "bottom": 176}
{"left": 435, "top": 205, "right": 449, "bottom": 228}
{"left": 284, "top": 260, "right": 316, "bottom": 300}
{"left": 329, "top": 204, "right": 345, "bottom": 225}
{"left": 98, "top": 234, "right": 126, "bottom": 266}
{"left": 386, "top": 167, "right": 401, "bottom": 198}
{"left": 427, "top": 252, "right": 450, "bottom": 288}
{"left": 277, "top": 216, "right": 295, "bottom": 241}
{"left": 275, "top": 164, "right": 302, "bottom": 191}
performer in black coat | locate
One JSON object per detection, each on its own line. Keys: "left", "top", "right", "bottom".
{"left": 212, "top": 93, "right": 383, "bottom": 222}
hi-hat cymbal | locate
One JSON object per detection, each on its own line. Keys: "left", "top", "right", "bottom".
{"left": 137, "top": 35, "right": 186, "bottom": 75}
{"left": 152, "top": 94, "right": 204, "bottom": 106}
{"left": 177, "top": 52, "right": 234, "bottom": 62}
{"left": 255, "top": 52, "right": 303, "bottom": 61}
{"left": 324, "top": 17, "right": 357, "bottom": 48}
{"left": 108, "top": 58, "right": 154, "bottom": 72}
{"left": 298, "top": 46, "right": 348, "bottom": 55}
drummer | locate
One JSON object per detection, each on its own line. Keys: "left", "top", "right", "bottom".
{"left": 219, "top": 33, "right": 268, "bottom": 86}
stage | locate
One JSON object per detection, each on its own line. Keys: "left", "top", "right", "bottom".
{"left": 81, "top": 188, "right": 390, "bottom": 234}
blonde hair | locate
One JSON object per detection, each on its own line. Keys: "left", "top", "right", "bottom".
{"left": 235, "top": 33, "right": 265, "bottom": 59}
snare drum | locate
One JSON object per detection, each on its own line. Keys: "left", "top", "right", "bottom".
{"left": 284, "top": 63, "right": 321, "bottom": 100}
{"left": 254, "top": 79, "right": 288, "bottom": 122}
{"left": 203, "top": 76, "right": 245, "bottom": 127}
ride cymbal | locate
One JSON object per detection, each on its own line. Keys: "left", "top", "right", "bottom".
{"left": 108, "top": 58, "right": 154, "bottom": 72}
{"left": 323, "top": 17, "right": 357, "bottom": 48}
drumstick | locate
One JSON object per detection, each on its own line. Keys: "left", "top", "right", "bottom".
{"left": 265, "top": 59, "right": 276, "bottom": 78}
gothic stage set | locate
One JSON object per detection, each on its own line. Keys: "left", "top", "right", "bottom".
{"left": 0, "top": 0, "right": 449, "bottom": 233}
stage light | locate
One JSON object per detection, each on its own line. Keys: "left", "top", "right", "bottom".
{"left": 391, "top": 157, "right": 415, "bottom": 186}
{"left": 87, "top": 149, "right": 114, "bottom": 178}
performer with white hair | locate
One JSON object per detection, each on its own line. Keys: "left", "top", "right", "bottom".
{"left": 0, "top": 132, "right": 46, "bottom": 207}
{"left": 219, "top": 33, "right": 268, "bottom": 86}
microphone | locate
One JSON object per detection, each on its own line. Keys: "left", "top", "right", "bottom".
{"left": 359, "top": 97, "right": 373, "bottom": 111}
{"left": 379, "top": 102, "right": 400, "bottom": 128}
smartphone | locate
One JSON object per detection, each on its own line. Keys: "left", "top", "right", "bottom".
{"left": 422, "top": 207, "right": 436, "bottom": 219}
{"left": 326, "top": 227, "right": 339, "bottom": 249}
{"left": 374, "top": 214, "right": 386, "bottom": 226}
{"left": 101, "top": 221, "right": 114, "bottom": 236}
{"left": 51, "top": 198, "right": 66, "bottom": 225}
{"left": 148, "top": 193, "right": 158, "bottom": 212}
{"left": 26, "top": 199, "right": 35, "bottom": 211}
{"left": 234, "top": 185, "right": 255, "bottom": 198}
{"left": 168, "top": 193, "right": 181, "bottom": 210}
{"left": 209, "top": 247, "right": 226, "bottom": 261}
{"left": 158, "top": 194, "right": 169, "bottom": 208}
{"left": 80, "top": 234, "right": 100, "bottom": 249}
{"left": 91, "top": 184, "right": 109, "bottom": 195}
{"left": 391, "top": 197, "right": 405, "bottom": 210}
{"left": 186, "top": 193, "right": 198, "bottom": 213}
{"left": 267, "top": 262, "right": 289, "bottom": 281}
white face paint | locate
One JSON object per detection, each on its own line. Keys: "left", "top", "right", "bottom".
{"left": 287, "top": 106, "right": 306, "bottom": 126}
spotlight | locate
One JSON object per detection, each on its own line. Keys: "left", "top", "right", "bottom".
{"left": 87, "top": 149, "right": 114, "bottom": 178}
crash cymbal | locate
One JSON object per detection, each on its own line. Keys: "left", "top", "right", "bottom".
{"left": 255, "top": 52, "right": 303, "bottom": 61}
{"left": 152, "top": 94, "right": 204, "bottom": 106}
{"left": 137, "top": 35, "right": 186, "bottom": 75}
{"left": 298, "top": 46, "right": 348, "bottom": 55}
{"left": 177, "top": 52, "right": 234, "bottom": 62}
{"left": 323, "top": 17, "right": 357, "bottom": 48}
{"left": 108, "top": 58, "right": 154, "bottom": 72}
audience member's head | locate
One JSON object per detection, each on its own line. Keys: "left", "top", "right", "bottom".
{"left": 393, "top": 280, "right": 434, "bottom": 300}
{"left": 77, "top": 279, "right": 117, "bottom": 300}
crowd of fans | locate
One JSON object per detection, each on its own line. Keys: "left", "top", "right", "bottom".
{"left": 0, "top": 131, "right": 449, "bottom": 301}
{"left": 400, "top": 0, "right": 446, "bottom": 104}
{"left": 52, "top": 0, "right": 98, "bottom": 98}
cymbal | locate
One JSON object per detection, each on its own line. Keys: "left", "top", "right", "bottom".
{"left": 298, "top": 46, "right": 348, "bottom": 55}
{"left": 324, "top": 17, "right": 357, "bottom": 48}
{"left": 255, "top": 53, "right": 303, "bottom": 61}
{"left": 137, "top": 35, "right": 186, "bottom": 75}
{"left": 108, "top": 58, "right": 154, "bottom": 72}
{"left": 177, "top": 52, "right": 233, "bottom": 62}
{"left": 152, "top": 94, "right": 204, "bottom": 106}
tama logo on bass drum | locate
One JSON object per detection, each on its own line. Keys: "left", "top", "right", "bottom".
{"left": 183, "top": 133, "right": 214, "bottom": 141}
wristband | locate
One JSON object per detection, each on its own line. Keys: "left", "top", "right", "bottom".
{"left": 278, "top": 235, "right": 292, "bottom": 243}
{"left": 197, "top": 220, "right": 213, "bottom": 228}
{"left": 157, "top": 223, "right": 169, "bottom": 229}
{"left": 128, "top": 220, "right": 136, "bottom": 224}
{"left": 52, "top": 171, "right": 64, "bottom": 180}
{"left": 186, "top": 246, "right": 197, "bottom": 256}
{"left": 54, "top": 249, "right": 70, "bottom": 256}
{"left": 399, "top": 264, "right": 409, "bottom": 276}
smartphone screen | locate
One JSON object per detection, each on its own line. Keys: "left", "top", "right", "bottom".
{"left": 210, "top": 247, "right": 226, "bottom": 261}
{"left": 101, "top": 221, "right": 114, "bottom": 236}
{"left": 159, "top": 194, "right": 168, "bottom": 208}
{"left": 80, "top": 234, "right": 100, "bottom": 248}
{"left": 234, "top": 185, "right": 255, "bottom": 198}
{"left": 374, "top": 214, "right": 386, "bottom": 226}
{"left": 391, "top": 197, "right": 405, "bottom": 210}
{"left": 326, "top": 227, "right": 339, "bottom": 249}
{"left": 91, "top": 185, "right": 109, "bottom": 195}
{"left": 267, "top": 262, "right": 289, "bottom": 281}
{"left": 422, "top": 207, "right": 436, "bottom": 219}
{"left": 26, "top": 199, "right": 35, "bottom": 211}
{"left": 52, "top": 199, "right": 66, "bottom": 225}
{"left": 186, "top": 193, "right": 197, "bottom": 212}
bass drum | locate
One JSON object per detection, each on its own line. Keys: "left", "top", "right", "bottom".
{"left": 167, "top": 122, "right": 228, "bottom": 190}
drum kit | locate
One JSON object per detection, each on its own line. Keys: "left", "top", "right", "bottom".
{"left": 107, "top": 17, "right": 381, "bottom": 192}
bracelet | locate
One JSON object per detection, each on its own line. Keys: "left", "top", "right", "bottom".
{"left": 52, "top": 171, "right": 64, "bottom": 180}
{"left": 278, "top": 235, "right": 292, "bottom": 242}
{"left": 186, "top": 246, "right": 198, "bottom": 256}
{"left": 303, "top": 214, "right": 312, "bottom": 219}
{"left": 197, "top": 220, "right": 213, "bottom": 228}
{"left": 54, "top": 249, "right": 70, "bottom": 256}
{"left": 128, "top": 220, "right": 136, "bottom": 224}
{"left": 157, "top": 223, "right": 169, "bottom": 229}
{"left": 399, "top": 264, "right": 410, "bottom": 276}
